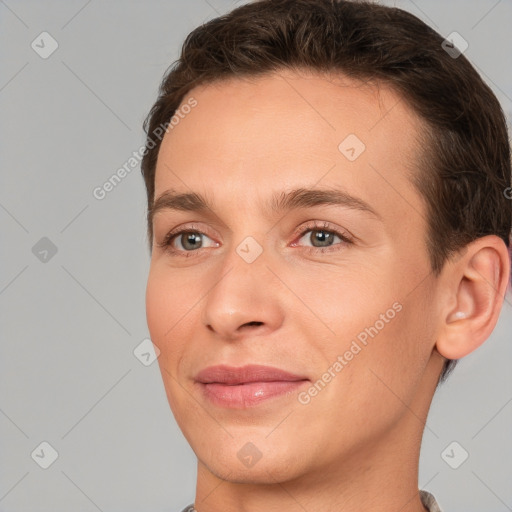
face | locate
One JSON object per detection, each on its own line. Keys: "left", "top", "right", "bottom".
{"left": 146, "top": 70, "right": 443, "bottom": 485}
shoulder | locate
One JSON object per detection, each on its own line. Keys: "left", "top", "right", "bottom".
{"left": 179, "top": 495, "right": 441, "bottom": 512}
{"left": 420, "top": 490, "right": 443, "bottom": 512}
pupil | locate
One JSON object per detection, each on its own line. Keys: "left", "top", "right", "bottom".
{"left": 183, "top": 232, "right": 201, "bottom": 250}
{"left": 313, "top": 230, "right": 332, "bottom": 247}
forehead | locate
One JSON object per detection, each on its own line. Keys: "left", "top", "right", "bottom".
{"left": 154, "top": 70, "right": 426, "bottom": 226}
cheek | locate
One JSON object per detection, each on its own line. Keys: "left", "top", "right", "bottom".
{"left": 145, "top": 266, "right": 191, "bottom": 372}
{"left": 145, "top": 264, "right": 199, "bottom": 340}
{"left": 291, "top": 265, "right": 429, "bottom": 409}
{"left": 328, "top": 295, "right": 432, "bottom": 419}
{"left": 146, "top": 267, "right": 195, "bottom": 423}
{"left": 145, "top": 270, "right": 170, "bottom": 345}
{"left": 284, "top": 265, "right": 392, "bottom": 353}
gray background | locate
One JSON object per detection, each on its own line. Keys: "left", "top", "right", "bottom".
{"left": 1, "top": 0, "right": 511, "bottom": 511}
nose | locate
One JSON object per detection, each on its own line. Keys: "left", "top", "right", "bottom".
{"left": 201, "top": 248, "right": 284, "bottom": 341}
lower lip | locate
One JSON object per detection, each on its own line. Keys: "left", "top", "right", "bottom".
{"left": 200, "top": 380, "right": 309, "bottom": 408}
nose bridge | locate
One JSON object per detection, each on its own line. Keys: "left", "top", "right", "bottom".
{"left": 201, "top": 234, "right": 282, "bottom": 338}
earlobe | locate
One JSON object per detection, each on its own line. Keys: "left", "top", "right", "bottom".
{"left": 435, "top": 236, "right": 510, "bottom": 361}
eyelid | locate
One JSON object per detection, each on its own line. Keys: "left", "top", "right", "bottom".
{"left": 156, "top": 222, "right": 219, "bottom": 249}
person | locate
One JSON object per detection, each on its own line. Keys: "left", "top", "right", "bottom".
{"left": 140, "top": 1, "right": 512, "bottom": 511}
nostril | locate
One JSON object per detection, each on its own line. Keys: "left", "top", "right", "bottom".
{"left": 244, "top": 321, "right": 263, "bottom": 327}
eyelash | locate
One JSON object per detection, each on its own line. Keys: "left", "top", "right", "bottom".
{"left": 157, "top": 220, "right": 354, "bottom": 258}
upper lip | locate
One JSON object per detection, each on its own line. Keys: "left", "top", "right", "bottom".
{"left": 195, "top": 364, "right": 309, "bottom": 385}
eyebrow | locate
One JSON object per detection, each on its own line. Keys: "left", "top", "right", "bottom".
{"left": 149, "top": 187, "right": 381, "bottom": 226}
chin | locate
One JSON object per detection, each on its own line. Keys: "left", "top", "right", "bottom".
{"left": 203, "top": 454, "right": 304, "bottom": 485}
{"left": 194, "top": 433, "right": 311, "bottom": 485}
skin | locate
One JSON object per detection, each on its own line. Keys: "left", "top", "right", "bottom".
{"left": 145, "top": 69, "right": 510, "bottom": 512}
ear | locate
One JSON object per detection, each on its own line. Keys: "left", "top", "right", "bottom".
{"left": 436, "top": 235, "right": 511, "bottom": 360}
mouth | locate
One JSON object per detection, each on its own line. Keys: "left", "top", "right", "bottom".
{"left": 195, "top": 364, "right": 310, "bottom": 408}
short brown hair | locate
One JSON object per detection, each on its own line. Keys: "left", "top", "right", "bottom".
{"left": 141, "top": 0, "right": 512, "bottom": 382}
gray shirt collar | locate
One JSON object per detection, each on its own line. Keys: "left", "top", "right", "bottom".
{"left": 180, "top": 490, "right": 442, "bottom": 512}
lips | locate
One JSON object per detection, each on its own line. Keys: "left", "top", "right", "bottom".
{"left": 196, "top": 364, "right": 307, "bottom": 384}
{"left": 195, "top": 364, "right": 309, "bottom": 408}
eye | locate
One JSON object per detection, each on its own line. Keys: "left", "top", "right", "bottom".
{"left": 157, "top": 224, "right": 219, "bottom": 257}
{"left": 173, "top": 231, "right": 214, "bottom": 251}
{"left": 157, "top": 220, "right": 353, "bottom": 258}
{"left": 293, "top": 221, "right": 353, "bottom": 252}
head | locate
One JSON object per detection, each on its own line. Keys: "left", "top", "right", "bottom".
{"left": 142, "top": 0, "right": 511, "bottom": 488}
